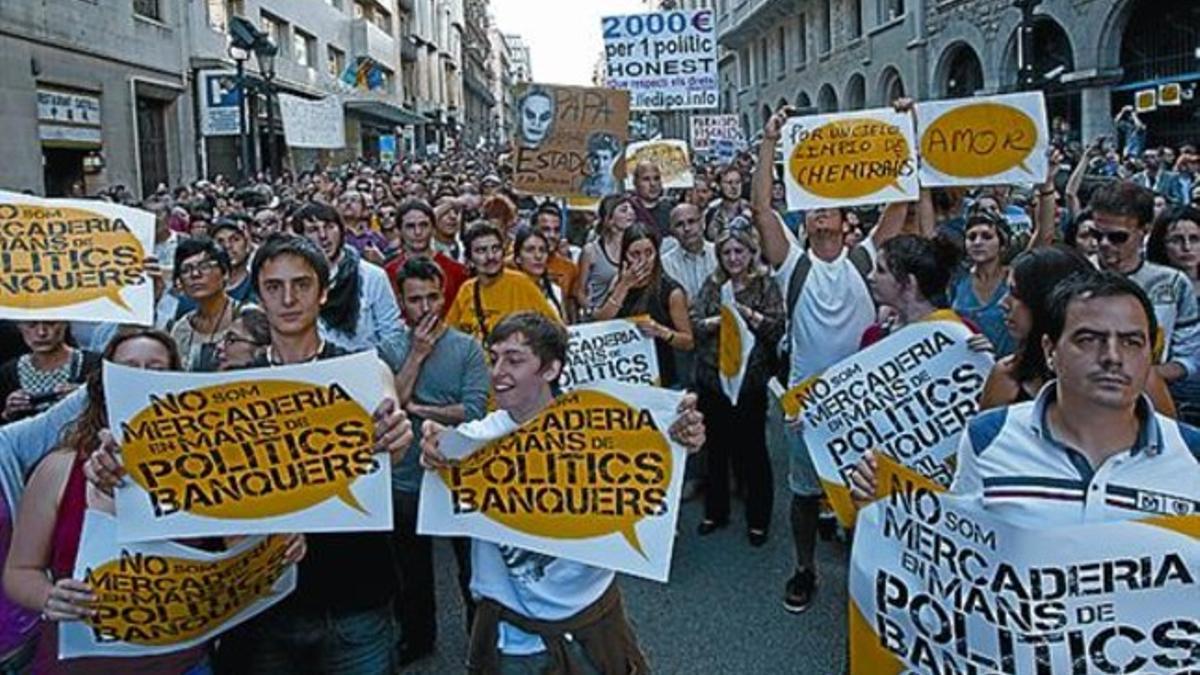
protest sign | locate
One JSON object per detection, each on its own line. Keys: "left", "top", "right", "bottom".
{"left": 278, "top": 93, "right": 345, "bottom": 149}
{"left": 780, "top": 313, "right": 992, "bottom": 527}
{"left": 107, "top": 351, "right": 392, "bottom": 542}
{"left": 849, "top": 464, "right": 1200, "bottom": 674}
{"left": 718, "top": 282, "right": 754, "bottom": 406}
{"left": 690, "top": 114, "right": 743, "bottom": 155}
{"left": 0, "top": 191, "right": 154, "bottom": 325}
{"left": 781, "top": 108, "right": 919, "bottom": 211}
{"left": 511, "top": 84, "right": 630, "bottom": 198}
{"left": 916, "top": 92, "right": 1049, "bottom": 187}
{"left": 624, "top": 140, "right": 694, "bottom": 190}
{"left": 418, "top": 381, "right": 687, "bottom": 582}
{"left": 562, "top": 318, "right": 660, "bottom": 390}
{"left": 602, "top": 9, "right": 718, "bottom": 110}
{"left": 60, "top": 510, "right": 296, "bottom": 659}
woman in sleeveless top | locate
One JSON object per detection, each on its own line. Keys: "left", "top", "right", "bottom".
{"left": 979, "top": 246, "right": 1176, "bottom": 414}
{"left": 575, "top": 194, "right": 636, "bottom": 319}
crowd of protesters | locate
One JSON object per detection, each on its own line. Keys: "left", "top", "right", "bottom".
{"left": 0, "top": 95, "right": 1196, "bottom": 674}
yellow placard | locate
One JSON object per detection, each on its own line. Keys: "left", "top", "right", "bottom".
{"left": 920, "top": 102, "right": 1038, "bottom": 179}
{"left": 121, "top": 379, "right": 376, "bottom": 521}
{"left": 788, "top": 118, "right": 912, "bottom": 199}
{"left": 439, "top": 388, "right": 672, "bottom": 556}
{"left": 0, "top": 201, "right": 145, "bottom": 312}
{"left": 718, "top": 305, "right": 742, "bottom": 378}
{"left": 625, "top": 140, "right": 693, "bottom": 189}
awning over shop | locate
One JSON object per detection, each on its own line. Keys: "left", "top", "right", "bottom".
{"left": 344, "top": 100, "right": 425, "bottom": 126}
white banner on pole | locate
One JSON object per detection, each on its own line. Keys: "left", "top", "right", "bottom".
{"left": 278, "top": 93, "right": 346, "bottom": 149}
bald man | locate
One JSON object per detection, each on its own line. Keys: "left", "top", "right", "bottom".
{"left": 629, "top": 161, "right": 676, "bottom": 245}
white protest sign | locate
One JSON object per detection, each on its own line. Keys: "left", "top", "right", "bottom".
{"left": 690, "top": 114, "right": 743, "bottom": 154}
{"left": 916, "top": 91, "right": 1049, "bottom": 187}
{"left": 278, "top": 93, "right": 346, "bottom": 149}
{"left": 781, "top": 108, "right": 919, "bottom": 210}
{"left": 780, "top": 314, "right": 992, "bottom": 526}
{"left": 849, "top": 464, "right": 1200, "bottom": 674}
{"left": 0, "top": 191, "right": 154, "bottom": 325}
{"left": 624, "top": 139, "right": 694, "bottom": 190}
{"left": 602, "top": 9, "right": 718, "bottom": 111}
{"left": 561, "top": 318, "right": 660, "bottom": 390}
{"left": 418, "top": 381, "right": 686, "bottom": 582}
{"left": 60, "top": 510, "right": 296, "bottom": 659}
{"left": 107, "top": 351, "right": 392, "bottom": 542}
{"left": 718, "top": 281, "right": 754, "bottom": 406}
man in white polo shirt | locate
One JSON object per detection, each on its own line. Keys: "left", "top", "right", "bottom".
{"left": 752, "top": 106, "right": 907, "bottom": 613}
{"left": 852, "top": 271, "right": 1200, "bottom": 525}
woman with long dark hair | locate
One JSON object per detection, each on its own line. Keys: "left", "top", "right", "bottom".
{"left": 575, "top": 194, "right": 637, "bottom": 319}
{"left": 592, "top": 225, "right": 693, "bottom": 386}
{"left": 1145, "top": 205, "right": 1200, "bottom": 422}
{"left": 512, "top": 227, "right": 567, "bottom": 321}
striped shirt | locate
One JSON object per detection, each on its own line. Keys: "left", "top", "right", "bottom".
{"left": 950, "top": 384, "right": 1200, "bottom": 527}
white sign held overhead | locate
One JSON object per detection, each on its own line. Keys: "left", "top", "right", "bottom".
{"left": 602, "top": 10, "right": 718, "bottom": 111}
{"left": 278, "top": 94, "right": 346, "bottom": 149}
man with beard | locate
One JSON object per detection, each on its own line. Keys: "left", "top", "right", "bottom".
{"left": 292, "top": 201, "right": 403, "bottom": 352}
{"left": 753, "top": 105, "right": 907, "bottom": 614}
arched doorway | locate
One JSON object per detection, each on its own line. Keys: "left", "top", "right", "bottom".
{"left": 776, "top": 98, "right": 789, "bottom": 116}
{"left": 845, "top": 74, "right": 866, "bottom": 110}
{"left": 877, "top": 67, "right": 905, "bottom": 107}
{"left": 817, "top": 84, "right": 838, "bottom": 113}
{"left": 1001, "top": 16, "right": 1077, "bottom": 140}
{"left": 796, "top": 91, "right": 813, "bottom": 114}
{"left": 936, "top": 42, "right": 984, "bottom": 98}
{"left": 1112, "top": 0, "right": 1200, "bottom": 148}
{"left": 760, "top": 104, "right": 773, "bottom": 128}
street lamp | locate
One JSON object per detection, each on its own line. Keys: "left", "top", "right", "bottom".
{"left": 254, "top": 40, "right": 279, "bottom": 179}
{"left": 227, "top": 43, "right": 252, "bottom": 184}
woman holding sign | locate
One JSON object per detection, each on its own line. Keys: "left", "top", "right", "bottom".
{"left": 690, "top": 219, "right": 785, "bottom": 544}
{"left": 3, "top": 328, "right": 299, "bottom": 673}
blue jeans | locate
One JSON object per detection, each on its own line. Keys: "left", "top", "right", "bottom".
{"left": 786, "top": 425, "right": 823, "bottom": 497}
{"left": 233, "top": 604, "right": 395, "bottom": 675}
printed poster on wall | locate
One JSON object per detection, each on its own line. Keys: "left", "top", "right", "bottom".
{"left": 624, "top": 140, "right": 694, "bottom": 190}
{"left": 418, "top": 381, "right": 687, "bottom": 582}
{"left": 718, "top": 281, "right": 754, "bottom": 406}
{"left": 278, "top": 93, "right": 346, "bottom": 149}
{"left": 781, "top": 108, "right": 920, "bottom": 211}
{"left": 915, "top": 91, "right": 1049, "bottom": 187}
{"left": 849, "top": 462, "right": 1199, "bottom": 674}
{"left": 511, "top": 84, "right": 630, "bottom": 198}
{"left": 601, "top": 9, "right": 718, "bottom": 110}
{"left": 106, "top": 351, "right": 393, "bottom": 542}
{"left": 60, "top": 510, "right": 296, "bottom": 659}
{"left": 780, "top": 314, "right": 993, "bottom": 527}
{"left": 0, "top": 191, "right": 154, "bottom": 325}
{"left": 562, "top": 318, "right": 660, "bottom": 390}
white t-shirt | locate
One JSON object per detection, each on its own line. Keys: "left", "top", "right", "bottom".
{"left": 459, "top": 411, "right": 616, "bottom": 656}
{"left": 774, "top": 239, "right": 877, "bottom": 387}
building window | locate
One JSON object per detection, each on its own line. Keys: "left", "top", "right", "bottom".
{"left": 849, "top": 0, "right": 863, "bottom": 39}
{"left": 261, "top": 13, "right": 287, "bottom": 53}
{"left": 206, "top": 0, "right": 244, "bottom": 32}
{"left": 759, "top": 37, "right": 769, "bottom": 83}
{"left": 739, "top": 48, "right": 751, "bottom": 88}
{"left": 797, "top": 14, "right": 807, "bottom": 66}
{"left": 819, "top": 0, "right": 832, "bottom": 54}
{"left": 327, "top": 45, "right": 346, "bottom": 77}
{"left": 776, "top": 25, "right": 787, "bottom": 73}
{"left": 326, "top": 0, "right": 344, "bottom": 9}
{"left": 880, "top": 0, "right": 905, "bottom": 22}
{"left": 293, "top": 29, "right": 317, "bottom": 68}
{"left": 133, "top": 0, "right": 161, "bottom": 20}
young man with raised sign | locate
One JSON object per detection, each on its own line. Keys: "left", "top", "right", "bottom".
{"left": 378, "top": 257, "right": 489, "bottom": 666}
{"left": 420, "top": 312, "right": 706, "bottom": 673}
{"left": 753, "top": 105, "right": 908, "bottom": 614}
{"left": 84, "top": 233, "right": 415, "bottom": 673}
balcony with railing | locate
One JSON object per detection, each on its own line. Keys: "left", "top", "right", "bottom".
{"left": 350, "top": 17, "right": 397, "bottom": 70}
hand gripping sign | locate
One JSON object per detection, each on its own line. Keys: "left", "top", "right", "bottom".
{"left": 418, "top": 381, "right": 687, "bottom": 582}
{"left": 849, "top": 458, "right": 1200, "bottom": 675}
{"left": 915, "top": 92, "right": 1049, "bottom": 188}
{"left": 779, "top": 314, "right": 993, "bottom": 528}
{"left": 718, "top": 281, "right": 754, "bottom": 406}
{"left": 106, "top": 351, "right": 392, "bottom": 542}
{"left": 782, "top": 108, "right": 920, "bottom": 211}
{"left": 0, "top": 190, "right": 154, "bottom": 325}
{"left": 60, "top": 510, "right": 296, "bottom": 659}
{"left": 561, "top": 318, "right": 660, "bottom": 391}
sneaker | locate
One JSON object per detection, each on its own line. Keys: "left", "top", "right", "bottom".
{"left": 782, "top": 568, "right": 817, "bottom": 614}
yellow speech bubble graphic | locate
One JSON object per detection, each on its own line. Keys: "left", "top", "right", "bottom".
{"left": 121, "top": 379, "right": 377, "bottom": 519}
{"left": 920, "top": 103, "right": 1038, "bottom": 179}
{"left": 82, "top": 535, "right": 289, "bottom": 646}
{"left": 629, "top": 143, "right": 691, "bottom": 183}
{"left": 718, "top": 305, "right": 743, "bottom": 378}
{"left": 788, "top": 118, "right": 913, "bottom": 200}
{"left": 0, "top": 202, "right": 145, "bottom": 312}
{"left": 441, "top": 389, "right": 671, "bottom": 556}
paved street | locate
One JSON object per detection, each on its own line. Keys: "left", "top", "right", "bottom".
{"left": 407, "top": 434, "right": 850, "bottom": 674}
